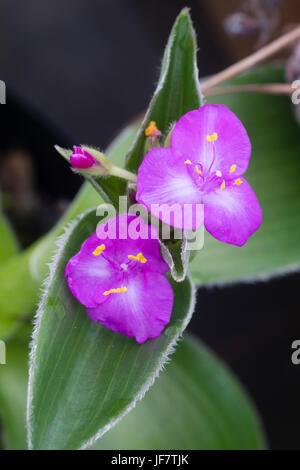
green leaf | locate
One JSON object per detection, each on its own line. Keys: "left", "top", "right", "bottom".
{"left": 160, "top": 236, "right": 190, "bottom": 282}
{"left": 27, "top": 209, "right": 196, "bottom": 450}
{"left": 0, "top": 336, "right": 265, "bottom": 451}
{"left": 0, "top": 122, "right": 139, "bottom": 339}
{"left": 91, "top": 335, "right": 265, "bottom": 450}
{"left": 190, "top": 64, "right": 300, "bottom": 285}
{"left": 0, "top": 212, "right": 19, "bottom": 264}
{"left": 87, "top": 175, "right": 126, "bottom": 209}
{"left": 126, "top": 8, "right": 202, "bottom": 172}
{"left": 0, "top": 341, "right": 28, "bottom": 450}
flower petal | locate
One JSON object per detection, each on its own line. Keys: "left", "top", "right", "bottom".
{"left": 171, "top": 104, "right": 251, "bottom": 179}
{"left": 136, "top": 147, "right": 203, "bottom": 229}
{"left": 65, "top": 233, "right": 118, "bottom": 308}
{"left": 97, "top": 214, "right": 170, "bottom": 274}
{"left": 65, "top": 214, "right": 171, "bottom": 309}
{"left": 204, "top": 177, "right": 262, "bottom": 246}
{"left": 87, "top": 272, "right": 174, "bottom": 343}
{"left": 70, "top": 146, "right": 95, "bottom": 169}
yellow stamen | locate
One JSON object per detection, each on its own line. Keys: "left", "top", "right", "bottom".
{"left": 184, "top": 160, "right": 192, "bottom": 164}
{"left": 195, "top": 165, "right": 202, "bottom": 175}
{"left": 93, "top": 244, "right": 106, "bottom": 256}
{"left": 220, "top": 180, "right": 226, "bottom": 190}
{"left": 234, "top": 178, "right": 243, "bottom": 185}
{"left": 230, "top": 164, "right": 237, "bottom": 173}
{"left": 206, "top": 132, "right": 218, "bottom": 142}
{"left": 103, "top": 287, "right": 128, "bottom": 296}
{"left": 145, "top": 121, "right": 159, "bottom": 137}
{"left": 128, "top": 252, "right": 147, "bottom": 264}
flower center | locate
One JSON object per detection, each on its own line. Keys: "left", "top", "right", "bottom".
{"left": 120, "top": 251, "right": 147, "bottom": 274}
{"left": 183, "top": 132, "right": 242, "bottom": 193}
{"left": 128, "top": 252, "right": 147, "bottom": 263}
{"left": 102, "top": 251, "right": 148, "bottom": 297}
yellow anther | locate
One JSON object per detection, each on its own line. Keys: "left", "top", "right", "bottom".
{"left": 93, "top": 244, "right": 106, "bottom": 256}
{"left": 145, "top": 121, "right": 160, "bottom": 137}
{"left": 220, "top": 180, "right": 226, "bottom": 190}
{"left": 195, "top": 165, "right": 202, "bottom": 175}
{"left": 230, "top": 164, "right": 237, "bottom": 173}
{"left": 234, "top": 178, "right": 243, "bottom": 185}
{"left": 103, "top": 287, "right": 128, "bottom": 296}
{"left": 128, "top": 252, "right": 147, "bottom": 264}
{"left": 206, "top": 132, "right": 218, "bottom": 142}
{"left": 184, "top": 160, "right": 192, "bottom": 164}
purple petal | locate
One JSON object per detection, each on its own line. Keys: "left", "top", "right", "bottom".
{"left": 136, "top": 147, "right": 203, "bottom": 230}
{"left": 204, "top": 177, "right": 262, "bottom": 246}
{"left": 65, "top": 233, "right": 118, "bottom": 308}
{"left": 171, "top": 104, "right": 251, "bottom": 179}
{"left": 65, "top": 214, "right": 171, "bottom": 310}
{"left": 87, "top": 271, "right": 173, "bottom": 343}
{"left": 96, "top": 214, "right": 170, "bottom": 274}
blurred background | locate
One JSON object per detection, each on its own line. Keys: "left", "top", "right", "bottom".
{"left": 0, "top": 0, "right": 300, "bottom": 449}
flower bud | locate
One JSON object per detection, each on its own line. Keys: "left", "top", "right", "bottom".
{"left": 144, "top": 121, "right": 162, "bottom": 153}
{"left": 55, "top": 144, "right": 136, "bottom": 182}
{"left": 70, "top": 146, "right": 95, "bottom": 169}
{"left": 66, "top": 146, "right": 112, "bottom": 175}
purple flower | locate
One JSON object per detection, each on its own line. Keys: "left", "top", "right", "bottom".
{"left": 65, "top": 214, "right": 173, "bottom": 343}
{"left": 136, "top": 104, "right": 262, "bottom": 246}
{"left": 70, "top": 146, "right": 96, "bottom": 169}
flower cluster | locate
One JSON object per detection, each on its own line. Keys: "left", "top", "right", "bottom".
{"left": 65, "top": 104, "right": 262, "bottom": 342}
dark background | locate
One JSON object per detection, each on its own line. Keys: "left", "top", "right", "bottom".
{"left": 0, "top": 0, "right": 299, "bottom": 450}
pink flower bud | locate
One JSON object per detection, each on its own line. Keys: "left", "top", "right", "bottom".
{"left": 70, "top": 146, "right": 96, "bottom": 169}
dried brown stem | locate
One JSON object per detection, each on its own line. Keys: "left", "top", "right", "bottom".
{"left": 206, "top": 83, "right": 294, "bottom": 97}
{"left": 201, "top": 25, "right": 300, "bottom": 93}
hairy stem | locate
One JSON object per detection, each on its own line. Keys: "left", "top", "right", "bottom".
{"left": 110, "top": 166, "right": 137, "bottom": 183}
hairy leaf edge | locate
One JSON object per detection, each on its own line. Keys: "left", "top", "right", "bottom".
{"left": 159, "top": 234, "right": 190, "bottom": 283}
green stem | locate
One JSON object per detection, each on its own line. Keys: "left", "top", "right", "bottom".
{"left": 110, "top": 165, "right": 137, "bottom": 183}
